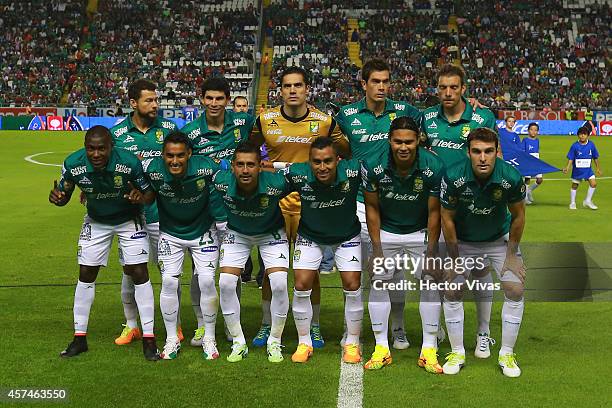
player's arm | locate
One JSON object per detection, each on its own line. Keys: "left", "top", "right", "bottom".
{"left": 249, "top": 116, "right": 265, "bottom": 147}
{"left": 562, "top": 159, "right": 573, "bottom": 174}
{"left": 563, "top": 146, "right": 575, "bottom": 174}
{"left": 125, "top": 161, "right": 156, "bottom": 204}
{"left": 364, "top": 190, "right": 382, "bottom": 257}
{"left": 593, "top": 158, "right": 602, "bottom": 176}
{"left": 439, "top": 175, "right": 460, "bottom": 273}
{"left": 426, "top": 196, "right": 441, "bottom": 256}
{"left": 328, "top": 118, "right": 351, "bottom": 158}
{"left": 49, "top": 179, "right": 74, "bottom": 206}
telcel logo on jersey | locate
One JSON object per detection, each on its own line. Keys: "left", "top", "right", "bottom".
{"left": 468, "top": 204, "right": 495, "bottom": 215}
{"left": 277, "top": 136, "right": 313, "bottom": 144}
{"left": 386, "top": 192, "right": 419, "bottom": 201}
{"left": 360, "top": 132, "right": 388, "bottom": 143}
{"left": 431, "top": 139, "right": 464, "bottom": 149}
{"left": 140, "top": 150, "right": 162, "bottom": 158}
{"left": 310, "top": 197, "right": 345, "bottom": 209}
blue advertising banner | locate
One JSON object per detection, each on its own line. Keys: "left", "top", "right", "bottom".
{"left": 496, "top": 120, "right": 596, "bottom": 135}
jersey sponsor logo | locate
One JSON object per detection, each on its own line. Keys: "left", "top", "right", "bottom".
{"left": 471, "top": 113, "right": 485, "bottom": 124}
{"left": 453, "top": 177, "right": 466, "bottom": 188}
{"left": 500, "top": 179, "right": 511, "bottom": 189}
{"left": 351, "top": 118, "right": 362, "bottom": 126}
{"left": 340, "top": 241, "right": 360, "bottom": 248}
{"left": 394, "top": 103, "right": 406, "bottom": 111}
{"left": 140, "top": 150, "right": 162, "bottom": 158}
{"left": 149, "top": 172, "right": 163, "bottom": 180}
{"left": 351, "top": 128, "right": 366, "bottom": 135}
{"left": 187, "top": 128, "right": 201, "bottom": 139}
{"left": 359, "top": 132, "right": 388, "bottom": 143}
{"left": 373, "top": 165, "right": 384, "bottom": 175}
{"left": 115, "top": 164, "right": 132, "bottom": 174}
{"left": 267, "top": 129, "right": 282, "bottom": 135}
{"left": 425, "top": 111, "right": 438, "bottom": 120}
{"left": 310, "top": 197, "right": 345, "bottom": 208}
{"left": 344, "top": 107, "right": 358, "bottom": 116}
{"left": 428, "top": 122, "right": 438, "bottom": 129}
{"left": 263, "top": 111, "right": 280, "bottom": 120}
{"left": 277, "top": 135, "right": 313, "bottom": 144}
{"left": 346, "top": 169, "right": 358, "bottom": 178}
{"left": 300, "top": 194, "right": 316, "bottom": 201}
{"left": 422, "top": 168, "right": 433, "bottom": 177}
{"left": 200, "top": 246, "right": 218, "bottom": 253}
{"left": 468, "top": 204, "right": 495, "bottom": 215}
{"left": 124, "top": 135, "right": 135, "bottom": 143}
{"left": 130, "top": 231, "right": 147, "bottom": 239}
{"left": 113, "top": 127, "right": 128, "bottom": 137}
{"left": 428, "top": 132, "right": 439, "bottom": 138}
{"left": 431, "top": 139, "right": 464, "bottom": 149}
{"left": 214, "top": 148, "right": 234, "bottom": 159}
{"left": 385, "top": 192, "right": 420, "bottom": 201}
{"left": 81, "top": 187, "right": 93, "bottom": 193}
{"left": 309, "top": 111, "right": 328, "bottom": 121}
{"left": 161, "top": 121, "right": 175, "bottom": 130}
{"left": 71, "top": 166, "right": 87, "bottom": 177}
{"left": 197, "top": 168, "right": 214, "bottom": 176}
{"left": 233, "top": 118, "right": 246, "bottom": 126}
{"left": 266, "top": 187, "right": 283, "bottom": 195}
{"left": 95, "top": 192, "right": 121, "bottom": 199}
{"left": 124, "top": 145, "right": 139, "bottom": 152}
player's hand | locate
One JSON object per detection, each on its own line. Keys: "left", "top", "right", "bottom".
{"left": 468, "top": 97, "right": 488, "bottom": 109}
{"left": 562, "top": 167, "right": 568, "bottom": 174}
{"left": 367, "top": 246, "right": 385, "bottom": 279}
{"left": 596, "top": 168, "right": 602, "bottom": 176}
{"left": 423, "top": 254, "right": 444, "bottom": 282}
{"left": 124, "top": 181, "right": 143, "bottom": 204}
{"left": 501, "top": 252, "right": 526, "bottom": 284}
{"left": 261, "top": 160, "right": 274, "bottom": 168}
{"left": 49, "top": 180, "right": 67, "bottom": 205}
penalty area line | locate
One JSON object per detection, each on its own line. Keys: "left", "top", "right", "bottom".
{"left": 531, "top": 176, "right": 612, "bottom": 181}
{"left": 24, "top": 152, "right": 62, "bottom": 167}
{"left": 337, "top": 353, "right": 363, "bottom": 408}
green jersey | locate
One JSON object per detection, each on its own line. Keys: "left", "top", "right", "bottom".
{"left": 362, "top": 147, "right": 445, "bottom": 234}
{"left": 180, "top": 110, "right": 255, "bottom": 160}
{"left": 335, "top": 98, "right": 423, "bottom": 202}
{"left": 143, "top": 155, "right": 220, "bottom": 240}
{"left": 440, "top": 157, "right": 525, "bottom": 242}
{"left": 109, "top": 115, "right": 178, "bottom": 224}
{"left": 286, "top": 159, "right": 361, "bottom": 245}
{"left": 212, "top": 170, "right": 289, "bottom": 236}
{"left": 181, "top": 110, "right": 255, "bottom": 223}
{"left": 421, "top": 97, "right": 497, "bottom": 167}
{"left": 59, "top": 147, "right": 151, "bottom": 225}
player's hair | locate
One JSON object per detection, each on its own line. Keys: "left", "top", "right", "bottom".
{"left": 233, "top": 141, "right": 261, "bottom": 161}
{"left": 201, "top": 77, "right": 231, "bottom": 98}
{"left": 233, "top": 96, "right": 248, "bottom": 105}
{"left": 528, "top": 122, "right": 539, "bottom": 130}
{"left": 128, "top": 79, "right": 157, "bottom": 101}
{"left": 361, "top": 59, "right": 390, "bottom": 82}
{"left": 84, "top": 125, "right": 112, "bottom": 144}
{"left": 163, "top": 131, "right": 192, "bottom": 150}
{"left": 389, "top": 116, "right": 420, "bottom": 138}
{"left": 310, "top": 136, "right": 336, "bottom": 154}
{"left": 505, "top": 116, "right": 516, "bottom": 122}
{"left": 438, "top": 64, "right": 466, "bottom": 86}
{"left": 467, "top": 127, "right": 498, "bottom": 149}
{"left": 577, "top": 126, "right": 590, "bottom": 135}
{"left": 280, "top": 66, "right": 311, "bottom": 86}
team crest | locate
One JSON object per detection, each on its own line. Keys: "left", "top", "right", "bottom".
{"left": 414, "top": 177, "right": 423, "bottom": 192}
{"left": 260, "top": 196, "right": 269, "bottom": 208}
{"left": 309, "top": 122, "right": 320, "bottom": 134}
{"left": 461, "top": 125, "right": 471, "bottom": 140}
{"left": 492, "top": 188, "right": 503, "bottom": 201}
{"left": 196, "top": 179, "right": 206, "bottom": 191}
{"left": 234, "top": 128, "right": 241, "bottom": 142}
{"left": 114, "top": 175, "right": 123, "bottom": 188}
{"left": 389, "top": 112, "right": 396, "bottom": 122}
{"left": 155, "top": 129, "right": 164, "bottom": 143}
{"left": 340, "top": 180, "right": 350, "bottom": 192}
{"left": 293, "top": 249, "right": 301, "bottom": 261}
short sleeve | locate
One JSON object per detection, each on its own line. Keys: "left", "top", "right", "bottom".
{"left": 440, "top": 175, "right": 458, "bottom": 210}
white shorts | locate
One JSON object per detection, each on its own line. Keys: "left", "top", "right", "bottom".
{"left": 458, "top": 234, "right": 522, "bottom": 283}
{"left": 157, "top": 229, "right": 219, "bottom": 279}
{"left": 77, "top": 215, "right": 149, "bottom": 267}
{"left": 220, "top": 228, "right": 289, "bottom": 270}
{"left": 215, "top": 221, "right": 228, "bottom": 243}
{"left": 373, "top": 229, "right": 427, "bottom": 281}
{"left": 293, "top": 234, "right": 362, "bottom": 272}
{"left": 572, "top": 175, "right": 596, "bottom": 184}
{"left": 145, "top": 222, "right": 159, "bottom": 264}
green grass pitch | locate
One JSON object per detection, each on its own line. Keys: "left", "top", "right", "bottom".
{"left": 0, "top": 131, "right": 610, "bottom": 407}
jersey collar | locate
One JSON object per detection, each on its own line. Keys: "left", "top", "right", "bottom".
{"left": 464, "top": 157, "right": 503, "bottom": 188}
{"left": 437, "top": 96, "right": 473, "bottom": 124}
{"left": 357, "top": 98, "right": 396, "bottom": 115}
{"left": 383, "top": 147, "right": 423, "bottom": 178}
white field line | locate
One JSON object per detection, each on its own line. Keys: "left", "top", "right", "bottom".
{"left": 24, "top": 152, "right": 62, "bottom": 167}
{"left": 337, "top": 356, "right": 363, "bottom": 408}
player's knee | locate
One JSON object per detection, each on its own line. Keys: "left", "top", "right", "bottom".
{"left": 197, "top": 273, "right": 216, "bottom": 293}
{"left": 342, "top": 278, "right": 361, "bottom": 292}
{"left": 78, "top": 265, "right": 99, "bottom": 283}
{"left": 161, "top": 275, "right": 179, "bottom": 294}
{"left": 444, "top": 289, "right": 464, "bottom": 302}
{"left": 219, "top": 273, "right": 237, "bottom": 295}
{"left": 502, "top": 283, "right": 523, "bottom": 301}
{"left": 124, "top": 263, "right": 149, "bottom": 284}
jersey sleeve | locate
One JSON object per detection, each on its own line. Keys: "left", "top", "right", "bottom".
{"left": 440, "top": 175, "right": 458, "bottom": 210}
{"left": 334, "top": 109, "right": 348, "bottom": 135}
{"left": 250, "top": 116, "right": 264, "bottom": 146}
{"left": 483, "top": 109, "right": 498, "bottom": 131}
{"left": 508, "top": 178, "right": 527, "bottom": 204}
{"left": 566, "top": 144, "right": 576, "bottom": 160}
{"left": 360, "top": 161, "right": 378, "bottom": 192}
{"left": 327, "top": 117, "right": 347, "bottom": 143}
{"left": 130, "top": 159, "right": 152, "bottom": 192}
{"left": 427, "top": 160, "right": 444, "bottom": 197}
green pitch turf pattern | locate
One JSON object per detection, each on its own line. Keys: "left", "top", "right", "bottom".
{"left": 0, "top": 131, "right": 611, "bottom": 408}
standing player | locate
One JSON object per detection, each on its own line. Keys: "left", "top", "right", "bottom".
{"left": 522, "top": 123, "right": 543, "bottom": 204}
{"left": 213, "top": 141, "right": 290, "bottom": 363}
{"left": 563, "top": 126, "right": 602, "bottom": 210}
{"left": 440, "top": 128, "right": 527, "bottom": 377}
{"left": 286, "top": 137, "right": 363, "bottom": 363}
{"left": 49, "top": 126, "right": 159, "bottom": 360}
{"left": 182, "top": 97, "right": 199, "bottom": 123}
{"left": 249, "top": 66, "right": 348, "bottom": 348}
{"left": 180, "top": 77, "right": 255, "bottom": 346}
{"left": 110, "top": 79, "right": 179, "bottom": 346}
{"left": 361, "top": 117, "right": 445, "bottom": 371}
{"left": 335, "top": 59, "right": 423, "bottom": 349}
{"left": 422, "top": 64, "right": 499, "bottom": 359}
{"left": 142, "top": 131, "right": 221, "bottom": 360}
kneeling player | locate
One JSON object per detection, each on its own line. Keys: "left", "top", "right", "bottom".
{"left": 286, "top": 137, "right": 364, "bottom": 363}
{"left": 49, "top": 126, "right": 159, "bottom": 360}
{"left": 362, "top": 117, "right": 445, "bottom": 371}
{"left": 440, "top": 128, "right": 526, "bottom": 377}
{"left": 213, "top": 142, "right": 290, "bottom": 363}
{"left": 142, "top": 131, "right": 221, "bottom": 360}
{"left": 563, "top": 126, "right": 602, "bottom": 210}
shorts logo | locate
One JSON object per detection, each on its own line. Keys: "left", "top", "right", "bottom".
{"left": 139, "top": 249, "right": 148, "bottom": 255}
{"left": 130, "top": 231, "right": 147, "bottom": 239}
{"left": 114, "top": 175, "right": 123, "bottom": 188}
{"left": 80, "top": 223, "right": 92, "bottom": 241}
{"left": 349, "top": 256, "right": 359, "bottom": 262}
{"left": 158, "top": 238, "right": 171, "bottom": 256}
{"left": 156, "top": 129, "right": 164, "bottom": 143}
{"left": 341, "top": 241, "right": 360, "bottom": 248}
{"left": 200, "top": 246, "right": 218, "bottom": 253}
{"left": 293, "top": 249, "right": 301, "bottom": 261}
{"left": 268, "top": 239, "right": 288, "bottom": 246}
{"left": 223, "top": 234, "right": 235, "bottom": 245}
{"left": 278, "top": 253, "right": 287, "bottom": 259}
{"left": 414, "top": 177, "right": 423, "bottom": 192}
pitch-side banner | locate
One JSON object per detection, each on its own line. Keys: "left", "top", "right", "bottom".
{"left": 0, "top": 107, "right": 57, "bottom": 116}
{"left": 496, "top": 120, "right": 597, "bottom": 135}
{"left": 498, "top": 110, "right": 567, "bottom": 120}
